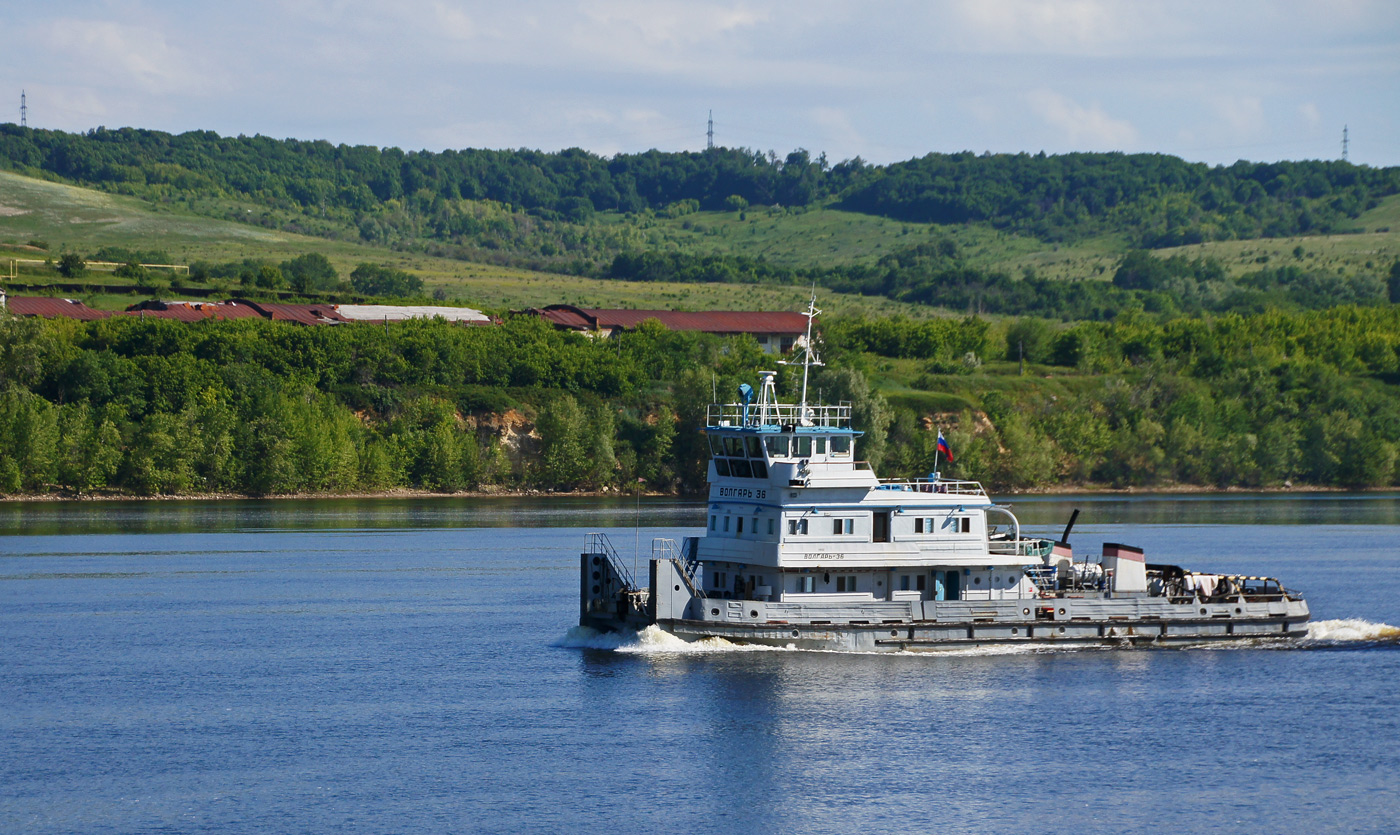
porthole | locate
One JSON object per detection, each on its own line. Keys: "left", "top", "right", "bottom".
{"left": 750, "top": 610, "right": 759, "bottom": 618}
{"left": 791, "top": 629, "right": 800, "bottom": 638}
{"left": 592, "top": 556, "right": 601, "bottom": 566}
{"left": 592, "top": 571, "right": 600, "bottom": 581}
{"left": 890, "top": 630, "right": 899, "bottom": 637}
{"left": 1012, "top": 628, "right": 1019, "bottom": 635}
{"left": 1058, "top": 608, "right": 1066, "bottom": 616}
{"left": 1022, "top": 608, "right": 1031, "bottom": 616}
{"left": 973, "top": 577, "right": 982, "bottom": 585}
{"left": 674, "top": 585, "right": 681, "bottom": 592}
{"left": 1200, "top": 608, "right": 1208, "bottom": 615}
{"left": 711, "top": 608, "right": 720, "bottom": 616}
{"left": 993, "top": 576, "right": 1000, "bottom": 584}
{"left": 591, "top": 585, "right": 600, "bottom": 595}
{"left": 1059, "top": 626, "right": 1066, "bottom": 633}
{"left": 1235, "top": 608, "right": 1242, "bottom": 615}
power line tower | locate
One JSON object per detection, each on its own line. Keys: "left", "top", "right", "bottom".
{"left": 20, "top": 90, "right": 26, "bottom": 127}
{"left": 1342, "top": 125, "right": 1349, "bottom": 161}
{"left": 706, "top": 110, "right": 714, "bottom": 150}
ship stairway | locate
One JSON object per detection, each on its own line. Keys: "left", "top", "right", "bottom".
{"left": 1024, "top": 565, "right": 1058, "bottom": 595}
{"left": 585, "top": 531, "right": 640, "bottom": 593}
{"left": 653, "top": 537, "right": 706, "bottom": 600}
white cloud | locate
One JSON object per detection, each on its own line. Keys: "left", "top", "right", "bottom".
{"left": 38, "top": 18, "right": 210, "bottom": 96}
{"left": 1298, "top": 102, "right": 1322, "bottom": 128}
{"left": 1028, "top": 90, "right": 1138, "bottom": 149}
{"left": 1211, "top": 95, "right": 1267, "bottom": 137}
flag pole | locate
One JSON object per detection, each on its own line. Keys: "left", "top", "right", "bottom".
{"left": 933, "top": 424, "right": 941, "bottom": 481}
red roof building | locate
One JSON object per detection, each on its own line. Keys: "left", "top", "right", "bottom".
{"left": 4, "top": 296, "right": 112, "bottom": 320}
{"left": 124, "top": 300, "right": 266, "bottom": 322}
{"left": 528, "top": 305, "right": 810, "bottom": 353}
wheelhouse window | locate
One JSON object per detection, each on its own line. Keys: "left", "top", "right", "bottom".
{"left": 714, "top": 458, "right": 731, "bottom": 477}
{"left": 745, "top": 436, "right": 763, "bottom": 458}
{"left": 814, "top": 437, "right": 827, "bottom": 455}
{"left": 766, "top": 436, "right": 790, "bottom": 457}
{"left": 831, "top": 436, "right": 851, "bottom": 456}
{"left": 723, "top": 436, "right": 743, "bottom": 457}
{"left": 794, "top": 436, "right": 812, "bottom": 457}
{"left": 731, "top": 459, "right": 753, "bottom": 478}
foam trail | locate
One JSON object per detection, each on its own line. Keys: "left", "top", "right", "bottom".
{"left": 1303, "top": 619, "right": 1400, "bottom": 644}
{"left": 555, "top": 624, "right": 790, "bottom": 654}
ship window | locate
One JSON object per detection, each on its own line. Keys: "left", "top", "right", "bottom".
{"left": 731, "top": 459, "right": 753, "bottom": 478}
{"left": 814, "top": 437, "right": 826, "bottom": 455}
{"left": 917, "top": 575, "right": 927, "bottom": 591}
{"left": 710, "top": 515, "right": 716, "bottom": 531}
{"left": 745, "top": 436, "right": 763, "bottom": 458}
{"left": 900, "top": 575, "right": 910, "bottom": 591}
{"left": 831, "top": 436, "right": 851, "bottom": 455}
{"left": 789, "top": 518, "right": 808, "bottom": 535}
{"left": 800, "top": 519, "right": 808, "bottom": 535}
{"left": 801, "top": 576, "right": 815, "bottom": 593}
{"left": 961, "top": 518, "right": 971, "bottom": 533}
{"left": 751, "top": 460, "right": 768, "bottom": 479}
{"left": 766, "top": 436, "right": 790, "bottom": 457}
{"left": 832, "top": 519, "right": 842, "bottom": 535}
{"left": 768, "top": 518, "right": 774, "bottom": 535}
{"left": 723, "top": 516, "right": 730, "bottom": 532}
{"left": 724, "top": 436, "right": 743, "bottom": 457}
{"left": 751, "top": 517, "right": 758, "bottom": 535}
{"left": 714, "top": 458, "right": 731, "bottom": 477}
{"left": 915, "top": 517, "right": 924, "bottom": 534}
{"left": 737, "top": 518, "right": 744, "bottom": 534}
{"left": 837, "top": 575, "right": 857, "bottom": 592}
{"left": 795, "top": 436, "right": 812, "bottom": 457}
{"left": 708, "top": 435, "right": 725, "bottom": 456}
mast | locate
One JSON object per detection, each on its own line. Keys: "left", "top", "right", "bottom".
{"left": 796, "top": 291, "right": 822, "bottom": 423}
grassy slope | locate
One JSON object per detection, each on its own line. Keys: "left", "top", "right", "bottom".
{"left": 0, "top": 171, "right": 931, "bottom": 317}
{"left": 630, "top": 195, "right": 1400, "bottom": 281}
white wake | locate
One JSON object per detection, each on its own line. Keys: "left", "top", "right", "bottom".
{"left": 1302, "top": 618, "right": 1400, "bottom": 644}
{"left": 555, "top": 624, "right": 788, "bottom": 654}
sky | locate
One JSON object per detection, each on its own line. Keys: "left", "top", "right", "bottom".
{"left": 1, "top": 0, "right": 1397, "bottom": 168}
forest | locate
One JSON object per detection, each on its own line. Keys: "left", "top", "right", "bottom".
{"left": 2, "top": 306, "right": 1398, "bottom": 497}
{"left": 2, "top": 125, "right": 1396, "bottom": 257}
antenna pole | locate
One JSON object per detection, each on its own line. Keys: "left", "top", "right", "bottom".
{"left": 707, "top": 110, "right": 714, "bottom": 150}
{"left": 798, "top": 291, "right": 821, "bottom": 421}
{"left": 1342, "top": 125, "right": 1349, "bottom": 162}
{"left": 20, "top": 90, "right": 26, "bottom": 127}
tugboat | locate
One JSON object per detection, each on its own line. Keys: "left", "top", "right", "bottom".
{"left": 579, "top": 299, "right": 1310, "bottom": 651}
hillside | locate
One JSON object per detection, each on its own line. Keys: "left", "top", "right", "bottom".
{"left": 0, "top": 170, "right": 932, "bottom": 317}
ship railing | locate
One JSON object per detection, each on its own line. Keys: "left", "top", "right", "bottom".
{"left": 585, "top": 531, "right": 640, "bottom": 593}
{"left": 989, "top": 537, "right": 1053, "bottom": 559}
{"left": 706, "top": 401, "right": 852, "bottom": 429}
{"left": 652, "top": 537, "right": 705, "bottom": 599}
{"left": 875, "top": 477, "right": 986, "bottom": 496}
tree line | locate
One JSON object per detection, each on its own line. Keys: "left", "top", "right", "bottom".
{"left": 3, "top": 305, "right": 1399, "bottom": 497}
{"left": 1, "top": 125, "right": 1393, "bottom": 247}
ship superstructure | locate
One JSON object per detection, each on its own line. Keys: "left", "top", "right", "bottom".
{"left": 580, "top": 300, "right": 1309, "bottom": 651}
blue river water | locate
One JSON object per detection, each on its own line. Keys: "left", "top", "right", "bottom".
{"left": 2, "top": 493, "right": 1398, "bottom": 834}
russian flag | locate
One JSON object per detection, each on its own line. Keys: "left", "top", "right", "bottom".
{"left": 937, "top": 431, "right": 954, "bottom": 462}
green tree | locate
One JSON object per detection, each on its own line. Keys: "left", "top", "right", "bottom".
{"left": 281, "top": 253, "right": 339, "bottom": 294}
{"left": 57, "top": 253, "right": 86, "bottom": 278}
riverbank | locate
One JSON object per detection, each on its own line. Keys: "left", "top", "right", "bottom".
{"left": 0, "top": 482, "right": 1383, "bottom": 503}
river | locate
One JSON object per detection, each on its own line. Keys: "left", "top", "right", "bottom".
{"left": 2, "top": 494, "right": 1398, "bottom": 833}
